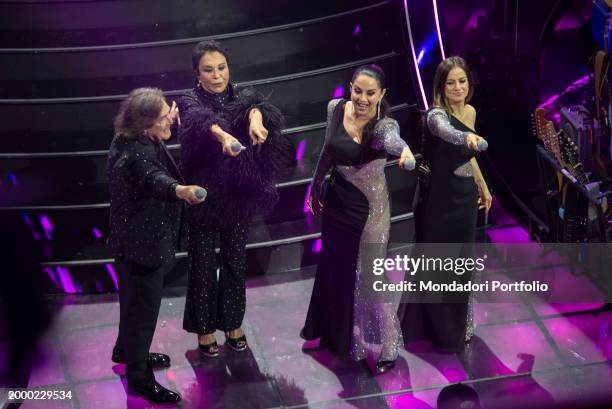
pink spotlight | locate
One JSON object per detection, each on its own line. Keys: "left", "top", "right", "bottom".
{"left": 56, "top": 266, "right": 78, "bottom": 294}
{"left": 539, "top": 75, "right": 589, "bottom": 108}
{"left": 312, "top": 239, "right": 322, "bottom": 253}
{"left": 303, "top": 185, "right": 312, "bottom": 214}
{"left": 295, "top": 140, "right": 306, "bottom": 162}
{"left": 39, "top": 214, "right": 54, "bottom": 240}
{"left": 92, "top": 227, "right": 102, "bottom": 239}
{"left": 333, "top": 85, "right": 344, "bottom": 98}
{"left": 43, "top": 267, "right": 60, "bottom": 288}
{"left": 106, "top": 263, "right": 119, "bottom": 291}
{"left": 353, "top": 24, "right": 361, "bottom": 36}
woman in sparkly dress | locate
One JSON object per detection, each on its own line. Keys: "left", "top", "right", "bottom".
{"left": 399, "top": 56, "right": 492, "bottom": 353}
{"left": 301, "top": 64, "right": 416, "bottom": 373}
{"left": 179, "top": 40, "right": 292, "bottom": 357}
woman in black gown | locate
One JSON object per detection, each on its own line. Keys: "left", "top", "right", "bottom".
{"left": 301, "top": 64, "right": 416, "bottom": 373}
{"left": 399, "top": 56, "right": 492, "bottom": 353}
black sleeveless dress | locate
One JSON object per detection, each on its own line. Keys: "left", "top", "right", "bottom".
{"left": 399, "top": 114, "right": 478, "bottom": 353}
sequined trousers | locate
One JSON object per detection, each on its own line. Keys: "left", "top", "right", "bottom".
{"left": 183, "top": 221, "right": 249, "bottom": 334}
{"left": 336, "top": 158, "right": 403, "bottom": 362}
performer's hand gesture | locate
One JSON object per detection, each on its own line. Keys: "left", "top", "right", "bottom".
{"left": 175, "top": 184, "right": 207, "bottom": 205}
{"left": 466, "top": 133, "right": 483, "bottom": 151}
{"left": 248, "top": 108, "right": 268, "bottom": 145}
{"left": 398, "top": 147, "right": 416, "bottom": 170}
{"left": 477, "top": 184, "right": 492, "bottom": 212}
{"left": 308, "top": 191, "right": 324, "bottom": 216}
{"left": 169, "top": 101, "right": 181, "bottom": 126}
{"left": 221, "top": 134, "right": 244, "bottom": 157}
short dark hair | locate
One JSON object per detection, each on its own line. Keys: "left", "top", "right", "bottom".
{"left": 192, "top": 40, "right": 230, "bottom": 72}
{"left": 432, "top": 56, "right": 474, "bottom": 114}
{"left": 113, "top": 87, "right": 165, "bottom": 139}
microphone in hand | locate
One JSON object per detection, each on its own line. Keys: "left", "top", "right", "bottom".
{"left": 402, "top": 157, "right": 416, "bottom": 171}
{"left": 230, "top": 141, "right": 245, "bottom": 154}
{"left": 477, "top": 138, "right": 488, "bottom": 152}
{"left": 195, "top": 187, "right": 207, "bottom": 201}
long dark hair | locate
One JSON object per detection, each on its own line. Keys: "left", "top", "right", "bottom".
{"left": 114, "top": 87, "right": 164, "bottom": 139}
{"left": 432, "top": 56, "right": 474, "bottom": 114}
{"left": 350, "top": 64, "right": 390, "bottom": 148}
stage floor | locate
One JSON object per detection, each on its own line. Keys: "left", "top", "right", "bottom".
{"left": 3, "top": 212, "right": 612, "bottom": 408}
{"left": 3, "top": 270, "right": 612, "bottom": 408}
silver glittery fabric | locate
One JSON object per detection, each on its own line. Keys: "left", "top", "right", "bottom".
{"left": 426, "top": 108, "right": 473, "bottom": 177}
{"left": 336, "top": 158, "right": 404, "bottom": 362}
{"left": 465, "top": 292, "right": 475, "bottom": 342}
{"left": 371, "top": 118, "right": 408, "bottom": 156}
{"left": 465, "top": 268, "right": 482, "bottom": 342}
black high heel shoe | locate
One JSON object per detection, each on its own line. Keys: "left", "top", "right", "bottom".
{"left": 225, "top": 331, "right": 248, "bottom": 352}
{"left": 376, "top": 360, "right": 396, "bottom": 374}
{"left": 198, "top": 336, "right": 219, "bottom": 358}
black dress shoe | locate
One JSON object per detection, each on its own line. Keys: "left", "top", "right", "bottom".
{"left": 128, "top": 381, "right": 181, "bottom": 404}
{"left": 112, "top": 346, "right": 171, "bottom": 368}
{"left": 375, "top": 360, "right": 396, "bottom": 374}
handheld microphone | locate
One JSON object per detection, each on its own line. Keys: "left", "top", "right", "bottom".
{"left": 402, "top": 158, "right": 416, "bottom": 171}
{"left": 195, "top": 187, "right": 207, "bottom": 201}
{"left": 477, "top": 138, "right": 489, "bottom": 152}
{"left": 230, "top": 141, "right": 244, "bottom": 154}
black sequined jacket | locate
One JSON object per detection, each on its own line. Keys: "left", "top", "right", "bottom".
{"left": 178, "top": 84, "right": 293, "bottom": 226}
{"left": 107, "top": 136, "right": 183, "bottom": 267}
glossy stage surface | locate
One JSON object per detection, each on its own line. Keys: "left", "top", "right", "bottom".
{"left": 2, "top": 211, "right": 612, "bottom": 409}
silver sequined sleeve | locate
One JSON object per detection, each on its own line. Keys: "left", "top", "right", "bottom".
{"left": 426, "top": 108, "right": 470, "bottom": 145}
{"left": 371, "top": 117, "right": 408, "bottom": 157}
{"left": 310, "top": 99, "right": 341, "bottom": 198}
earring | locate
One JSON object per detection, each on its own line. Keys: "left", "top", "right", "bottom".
{"left": 376, "top": 101, "right": 381, "bottom": 120}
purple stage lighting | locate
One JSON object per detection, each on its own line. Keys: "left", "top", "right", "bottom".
{"left": 303, "top": 185, "right": 312, "bottom": 214}
{"left": 21, "top": 213, "right": 41, "bottom": 240}
{"left": 43, "top": 267, "right": 60, "bottom": 289}
{"left": 295, "top": 140, "right": 306, "bottom": 162}
{"left": 105, "top": 263, "right": 119, "bottom": 291}
{"left": 353, "top": 24, "right": 361, "bottom": 36}
{"left": 39, "top": 214, "right": 54, "bottom": 240}
{"left": 8, "top": 172, "right": 17, "bottom": 186}
{"left": 333, "top": 85, "right": 344, "bottom": 98}
{"left": 539, "top": 75, "right": 589, "bottom": 108}
{"left": 56, "top": 266, "right": 78, "bottom": 294}
{"left": 312, "top": 239, "right": 322, "bottom": 253}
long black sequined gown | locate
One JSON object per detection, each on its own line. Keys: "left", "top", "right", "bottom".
{"left": 302, "top": 99, "right": 410, "bottom": 361}
{"left": 399, "top": 108, "right": 479, "bottom": 353}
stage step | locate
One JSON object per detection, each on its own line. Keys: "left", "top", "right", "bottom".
{"left": 0, "top": 2, "right": 402, "bottom": 99}
{"left": 0, "top": 0, "right": 383, "bottom": 48}
{"left": 39, "top": 211, "right": 415, "bottom": 294}
{"left": 0, "top": 53, "right": 414, "bottom": 152}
